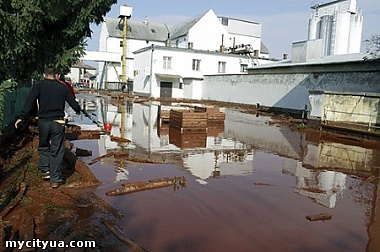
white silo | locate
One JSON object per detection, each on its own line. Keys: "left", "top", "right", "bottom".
{"left": 303, "top": 0, "right": 363, "bottom": 58}
{"left": 319, "top": 15, "right": 333, "bottom": 56}
{"left": 308, "top": 14, "right": 319, "bottom": 40}
{"left": 348, "top": 0, "right": 357, "bottom": 13}
{"left": 348, "top": 13, "right": 363, "bottom": 53}
{"left": 334, "top": 12, "right": 351, "bottom": 55}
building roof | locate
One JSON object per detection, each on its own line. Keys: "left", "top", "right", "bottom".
{"left": 251, "top": 52, "right": 368, "bottom": 69}
{"left": 105, "top": 10, "right": 271, "bottom": 57}
{"left": 311, "top": 0, "right": 347, "bottom": 9}
{"left": 170, "top": 10, "right": 210, "bottom": 39}
{"left": 217, "top": 16, "right": 260, "bottom": 25}
{"left": 105, "top": 18, "right": 171, "bottom": 42}
{"left": 72, "top": 61, "right": 96, "bottom": 70}
{"left": 260, "top": 42, "right": 269, "bottom": 54}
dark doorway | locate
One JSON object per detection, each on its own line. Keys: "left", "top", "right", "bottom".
{"left": 160, "top": 82, "right": 172, "bottom": 98}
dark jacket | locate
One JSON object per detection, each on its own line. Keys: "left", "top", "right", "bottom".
{"left": 20, "top": 78, "right": 81, "bottom": 120}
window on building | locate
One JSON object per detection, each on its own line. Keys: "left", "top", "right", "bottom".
{"left": 151, "top": 29, "right": 156, "bottom": 33}
{"left": 240, "top": 64, "right": 248, "bottom": 73}
{"left": 163, "top": 56, "right": 172, "bottom": 69}
{"left": 221, "top": 17, "right": 229, "bottom": 26}
{"left": 218, "top": 61, "right": 226, "bottom": 73}
{"left": 192, "top": 59, "right": 201, "bottom": 71}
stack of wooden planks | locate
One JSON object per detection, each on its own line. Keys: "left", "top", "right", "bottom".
{"left": 169, "top": 126, "right": 207, "bottom": 148}
{"left": 169, "top": 109, "right": 207, "bottom": 129}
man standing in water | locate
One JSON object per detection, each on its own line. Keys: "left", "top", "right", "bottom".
{"left": 15, "top": 66, "right": 81, "bottom": 188}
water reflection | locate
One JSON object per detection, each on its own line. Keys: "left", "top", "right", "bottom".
{"left": 75, "top": 94, "right": 380, "bottom": 192}
{"left": 70, "top": 93, "right": 380, "bottom": 251}
{"left": 71, "top": 93, "right": 379, "bottom": 200}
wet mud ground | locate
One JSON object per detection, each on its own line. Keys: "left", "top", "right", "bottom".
{"left": 1, "top": 91, "right": 380, "bottom": 251}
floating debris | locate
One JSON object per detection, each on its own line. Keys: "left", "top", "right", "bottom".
{"left": 360, "top": 175, "right": 377, "bottom": 186}
{"left": 113, "top": 152, "right": 129, "bottom": 158}
{"left": 254, "top": 182, "right": 275, "bottom": 186}
{"left": 87, "top": 152, "right": 115, "bottom": 165}
{"left": 106, "top": 176, "right": 186, "bottom": 196}
{"left": 75, "top": 148, "right": 93, "bottom": 157}
{"left": 110, "top": 135, "right": 131, "bottom": 143}
{"left": 87, "top": 151, "right": 164, "bottom": 165}
{"left": 306, "top": 213, "right": 332, "bottom": 222}
{"left": 302, "top": 188, "right": 326, "bottom": 194}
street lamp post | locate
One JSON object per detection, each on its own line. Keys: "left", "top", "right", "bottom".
{"left": 119, "top": 5, "right": 132, "bottom": 92}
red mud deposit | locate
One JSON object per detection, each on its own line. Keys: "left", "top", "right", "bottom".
{"left": 0, "top": 125, "right": 146, "bottom": 251}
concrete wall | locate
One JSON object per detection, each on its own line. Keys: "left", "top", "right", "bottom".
{"left": 202, "top": 70, "right": 380, "bottom": 111}
{"left": 292, "top": 39, "right": 323, "bottom": 63}
{"left": 309, "top": 91, "right": 380, "bottom": 126}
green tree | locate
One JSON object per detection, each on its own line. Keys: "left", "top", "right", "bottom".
{"left": 0, "top": 0, "right": 117, "bottom": 82}
{"left": 364, "top": 34, "right": 380, "bottom": 60}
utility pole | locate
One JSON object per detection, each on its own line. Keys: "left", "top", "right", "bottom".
{"left": 118, "top": 5, "right": 132, "bottom": 143}
{"left": 119, "top": 4, "right": 132, "bottom": 92}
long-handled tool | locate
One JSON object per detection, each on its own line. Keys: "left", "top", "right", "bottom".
{"left": 81, "top": 109, "right": 103, "bottom": 128}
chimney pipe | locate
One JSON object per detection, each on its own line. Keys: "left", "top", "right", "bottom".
{"left": 166, "top": 33, "right": 171, "bottom": 47}
{"left": 220, "top": 34, "right": 225, "bottom": 53}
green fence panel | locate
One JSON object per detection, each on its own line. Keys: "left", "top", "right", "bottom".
{"left": 0, "top": 87, "right": 31, "bottom": 129}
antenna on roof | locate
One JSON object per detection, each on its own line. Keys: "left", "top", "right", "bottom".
{"left": 310, "top": 1, "right": 321, "bottom": 9}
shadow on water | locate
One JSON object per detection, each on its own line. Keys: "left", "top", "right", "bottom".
{"left": 70, "top": 93, "right": 380, "bottom": 252}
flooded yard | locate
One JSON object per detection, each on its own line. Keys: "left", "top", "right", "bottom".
{"left": 71, "top": 93, "right": 379, "bottom": 252}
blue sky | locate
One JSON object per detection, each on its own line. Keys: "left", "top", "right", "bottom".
{"left": 86, "top": 0, "right": 380, "bottom": 59}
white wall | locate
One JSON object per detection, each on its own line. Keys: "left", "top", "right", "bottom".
{"left": 187, "top": 10, "right": 228, "bottom": 51}
{"left": 133, "top": 46, "right": 255, "bottom": 98}
{"left": 202, "top": 71, "right": 380, "bottom": 111}
{"left": 69, "top": 68, "right": 80, "bottom": 84}
{"left": 348, "top": 14, "right": 363, "bottom": 53}
{"left": 334, "top": 12, "right": 351, "bottom": 55}
{"left": 220, "top": 18, "right": 262, "bottom": 53}
{"left": 292, "top": 39, "right": 323, "bottom": 63}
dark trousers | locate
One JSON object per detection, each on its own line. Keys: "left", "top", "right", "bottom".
{"left": 38, "top": 120, "right": 65, "bottom": 183}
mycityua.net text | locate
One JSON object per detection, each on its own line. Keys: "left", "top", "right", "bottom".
{"left": 5, "top": 239, "right": 96, "bottom": 250}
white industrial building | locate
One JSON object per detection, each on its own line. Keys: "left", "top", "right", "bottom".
{"left": 80, "top": 0, "right": 367, "bottom": 100}
{"left": 95, "top": 8, "right": 271, "bottom": 91}
{"left": 133, "top": 45, "right": 265, "bottom": 99}
{"left": 292, "top": 0, "right": 363, "bottom": 63}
